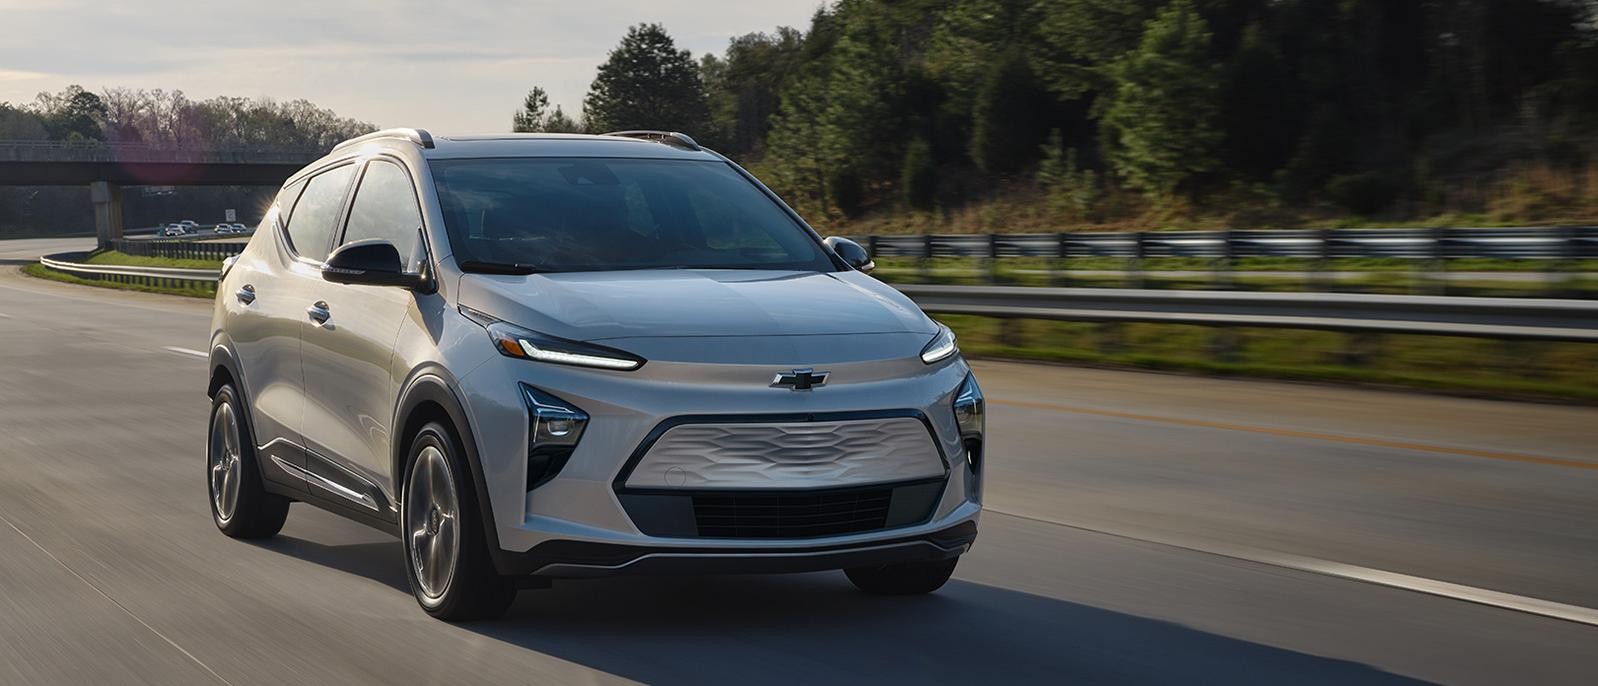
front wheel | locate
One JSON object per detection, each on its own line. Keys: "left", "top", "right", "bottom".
{"left": 845, "top": 557, "right": 959, "bottom": 595}
{"left": 401, "top": 422, "right": 517, "bottom": 621}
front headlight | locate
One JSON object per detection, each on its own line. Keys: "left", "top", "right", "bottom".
{"left": 920, "top": 324, "right": 958, "bottom": 364}
{"left": 462, "top": 306, "right": 645, "bottom": 371}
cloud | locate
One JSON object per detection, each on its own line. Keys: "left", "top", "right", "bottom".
{"left": 0, "top": 0, "right": 823, "bottom": 130}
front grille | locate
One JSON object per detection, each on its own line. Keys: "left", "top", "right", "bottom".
{"left": 692, "top": 487, "right": 894, "bottom": 539}
{"left": 618, "top": 479, "right": 946, "bottom": 539}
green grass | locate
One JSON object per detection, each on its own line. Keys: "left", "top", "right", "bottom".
{"left": 871, "top": 256, "right": 1598, "bottom": 297}
{"left": 938, "top": 315, "right": 1598, "bottom": 403}
{"left": 23, "top": 263, "right": 216, "bottom": 298}
{"left": 83, "top": 250, "right": 221, "bottom": 270}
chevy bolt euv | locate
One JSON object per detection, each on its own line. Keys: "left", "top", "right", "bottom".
{"left": 206, "top": 129, "right": 984, "bottom": 620}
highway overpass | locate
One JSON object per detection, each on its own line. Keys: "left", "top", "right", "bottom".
{"left": 0, "top": 140, "right": 323, "bottom": 247}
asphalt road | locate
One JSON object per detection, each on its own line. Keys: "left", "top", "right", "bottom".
{"left": 1, "top": 237, "right": 1595, "bottom": 685}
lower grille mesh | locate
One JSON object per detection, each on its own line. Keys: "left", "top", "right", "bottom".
{"left": 692, "top": 487, "right": 893, "bottom": 538}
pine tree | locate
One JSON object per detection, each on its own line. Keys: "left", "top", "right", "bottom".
{"left": 1101, "top": 0, "right": 1221, "bottom": 201}
{"left": 583, "top": 24, "right": 710, "bottom": 134}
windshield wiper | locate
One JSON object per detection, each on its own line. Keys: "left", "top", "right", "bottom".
{"left": 458, "top": 260, "right": 545, "bottom": 275}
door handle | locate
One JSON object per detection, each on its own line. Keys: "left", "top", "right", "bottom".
{"left": 306, "top": 301, "right": 331, "bottom": 326}
{"left": 236, "top": 284, "right": 256, "bottom": 305}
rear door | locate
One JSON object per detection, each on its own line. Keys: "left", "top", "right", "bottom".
{"left": 231, "top": 164, "right": 356, "bottom": 486}
{"left": 299, "top": 157, "right": 427, "bottom": 514}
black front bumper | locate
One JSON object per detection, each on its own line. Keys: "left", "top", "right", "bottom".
{"left": 498, "top": 520, "right": 978, "bottom": 578}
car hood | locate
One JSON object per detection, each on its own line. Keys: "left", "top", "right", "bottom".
{"left": 457, "top": 268, "right": 936, "bottom": 342}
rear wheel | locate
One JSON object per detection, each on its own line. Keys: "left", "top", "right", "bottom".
{"left": 845, "top": 557, "right": 959, "bottom": 595}
{"left": 207, "top": 385, "right": 289, "bottom": 538}
{"left": 401, "top": 422, "right": 517, "bottom": 621}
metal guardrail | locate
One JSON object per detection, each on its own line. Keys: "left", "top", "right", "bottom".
{"left": 32, "top": 252, "right": 1598, "bottom": 343}
{"left": 860, "top": 227, "right": 1598, "bottom": 262}
{"left": 110, "top": 238, "right": 246, "bottom": 261}
{"left": 897, "top": 285, "right": 1598, "bottom": 343}
{"left": 38, "top": 253, "right": 219, "bottom": 291}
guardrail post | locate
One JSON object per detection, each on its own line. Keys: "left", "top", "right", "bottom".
{"left": 1214, "top": 229, "right": 1235, "bottom": 290}
{"left": 986, "top": 234, "right": 1000, "bottom": 285}
{"left": 1554, "top": 226, "right": 1577, "bottom": 297}
{"left": 1128, "top": 232, "right": 1146, "bottom": 289}
{"left": 1427, "top": 227, "right": 1447, "bottom": 296}
{"left": 1313, "top": 228, "right": 1333, "bottom": 291}
{"left": 920, "top": 234, "right": 934, "bottom": 283}
{"left": 1052, "top": 232, "right": 1070, "bottom": 287}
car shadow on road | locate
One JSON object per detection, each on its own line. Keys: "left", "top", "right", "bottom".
{"left": 250, "top": 536, "right": 411, "bottom": 594}
{"left": 473, "top": 572, "right": 1421, "bottom": 685}
{"left": 252, "top": 536, "right": 1419, "bottom": 684}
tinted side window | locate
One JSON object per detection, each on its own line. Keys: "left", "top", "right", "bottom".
{"left": 342, "top": 160, "right": 424, "bottom": 272}
{"left": 284, "top": 164, "right": 356, "bottom": 262}
{"left": 277, "top": 178, "right": 307, "bottom": 222}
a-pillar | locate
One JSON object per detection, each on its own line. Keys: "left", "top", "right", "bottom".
{"left": 90, "top": 180, "right": 124, "bottom": 249}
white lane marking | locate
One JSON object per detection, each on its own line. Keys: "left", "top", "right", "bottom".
{"left": 163, "top": 346, "right": 208, "bottom": 358}
{"left": 1, "top": 515, "right": 232, "bottom": 685}
{"left": 0, "top": 311, "right": 11, "bottom": 318}
{"left": 987, "top": 508, "right": 1598, "bottom": 628}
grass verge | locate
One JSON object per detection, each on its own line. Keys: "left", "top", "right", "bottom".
{"left": 23, "top": 263, "right": 216, "bottom": 298}
{"left": 938, "top": 315, "right": 1598, "bottom": 404}
{"left": 83, "top": 250, "right": 222, "bottom": 270}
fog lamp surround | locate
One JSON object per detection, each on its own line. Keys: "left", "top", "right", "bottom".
{"left": 953, "top": 374, "right": 985, "bottom": 492}
{"left": 521, "top": 384, "right": 589, "bottom": 491}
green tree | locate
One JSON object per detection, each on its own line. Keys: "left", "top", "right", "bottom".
{"left": 701, "top": 28, "right": 805, "bottom": 158}
{"left": 901, "top": 136, "right": 937, "bottom": 210}
{"left": 32, "top": 85, "right": 107, "bottom": 141}
{"left": 1101, "top": 0, "right": 1222, "bottom": 200}
{"left": 512, "top": 87, "right": 582, "bottom": 133}
{"left": 583, "top": 24, "right": 710, "bottom": 134}
{"left": 969, "top": 50, "right": 1051, "bottom": 176}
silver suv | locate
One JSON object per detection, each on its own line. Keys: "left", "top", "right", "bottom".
{"left": 206, "top": 129, "right": 984, "bottom": 620}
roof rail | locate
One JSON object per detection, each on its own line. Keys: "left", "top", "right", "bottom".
{"left": 602, "top": 130, "right": 701, "bottom": 151}
{"left": 331, "top": 128, "right": 435, "bottom": 152}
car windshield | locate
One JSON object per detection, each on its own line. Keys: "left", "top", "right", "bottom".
{"left": 429, "top": 157, "right": 836, "bottom": 273}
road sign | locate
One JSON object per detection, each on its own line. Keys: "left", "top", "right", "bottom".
{"left": 224, "top": 209, "right": 237, "bottom": 222}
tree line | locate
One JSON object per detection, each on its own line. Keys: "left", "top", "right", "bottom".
{"left": 0, "top": 87, "right": 375, "bottom": 234}
{"left": 520, "top": 0, "right": 1598, "bottom": 226}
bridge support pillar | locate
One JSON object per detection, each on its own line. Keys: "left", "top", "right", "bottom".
{"left": 90, "top": 180, "right": 124, "bottom": 250}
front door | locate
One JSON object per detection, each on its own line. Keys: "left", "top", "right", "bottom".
{"left": 299, "top": 158, "right": 427, "bottom": 516}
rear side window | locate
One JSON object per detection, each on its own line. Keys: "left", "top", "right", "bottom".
{"left": 284, "top": 164, "right": 356, "bottom": 262}
{"left": 276, "top": 178, "right": 307, "bottom": 222}
{"left": 341, "top": 160, "right": 424, "bottom": 272}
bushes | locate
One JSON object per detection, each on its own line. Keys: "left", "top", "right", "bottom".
{"left": 1325, "top": 173, "right": 1402, "bottom": 216}
{"left": 901, "top": 138, "right": 938, "bottom": 210}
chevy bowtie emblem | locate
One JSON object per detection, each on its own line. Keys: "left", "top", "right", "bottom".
{"left": 771, "top": 368, "right": 830, "bottom": 391}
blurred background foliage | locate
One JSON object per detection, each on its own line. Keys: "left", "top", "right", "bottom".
{"left": 521, "top": 0, "right": 1598, "bottom": 233}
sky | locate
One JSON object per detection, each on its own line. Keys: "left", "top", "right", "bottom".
{"left": 0, "top": 0, "right": 823, "bottom": 132}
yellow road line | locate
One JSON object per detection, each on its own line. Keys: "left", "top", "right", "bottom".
{"left": 991, "top": 398, "right": 1598, "bottom": 470}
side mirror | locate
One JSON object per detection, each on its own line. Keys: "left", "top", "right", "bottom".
{"left": 322, "top": 239, "right": 426, "bottom": 289}
{"left": 824, "top": 236, "right": 874, "bottom": 273}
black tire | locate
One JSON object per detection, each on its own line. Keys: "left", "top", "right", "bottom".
{"left": 845, "top": 557, "right": 959, "bottom": 595}
{"left": 207, "top": 385, "right": 290, "bottom": 539}
{"left": 400, "top": 422, "right": 517, "bottom": 621}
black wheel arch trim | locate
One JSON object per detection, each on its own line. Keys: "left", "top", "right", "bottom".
{"left": 392, "top": 368, "right": 513, "bottom": 573}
